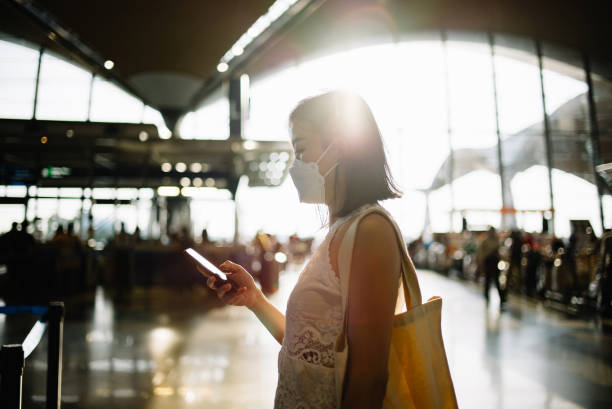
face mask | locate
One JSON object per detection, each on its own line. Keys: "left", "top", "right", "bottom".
{"left": 289, "top": 142, "right": 338, "bottom": 203}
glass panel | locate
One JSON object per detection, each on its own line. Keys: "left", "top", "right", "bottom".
{"left": 6, "top": 185, "right": 27, "bottom": 197}
{"left": 136, "top": 198, "right": 152, "bottom": 239}
{"left": 541, "top": 44, "right": 589, "bottom": 133}
{"left": 178, "top": 86, "right": 229, "bottom": 140}
{"left": 116, "top": 203, "right": 138, "bottom": 234}
{"left": 178, "top": 111, "right": 197, "bottom": 139}
{"left": 0, "top": 39, "right": 39, "bottom": 119}
{"left": 493, "top": 36, "right": 552, "bottom": 230}
{"left": 451, "top": 170, "right": 502, "bottom": 229}
{"left": 90, "top": 77, "right": 144, "bottom": 123}
{"left": 392, "top": 40, "right": 448, "bottom": 191}
{"left": 446, "top": 34, "right": 497, "bottom": 149}
{"left": 57, "top": 198, "right": 81, "bottom": 221}
{"left": 91, "top": 204, "right": 115, "bottom": 241}
{"left": 429, "top": 186, "right": 453, "bottom": 233}
{"left": 0, "top": 205, "right": 25, "bottom": 233}
{"left": 193, "top": 96, "right": 230, "bottom": 140}
{"left": 93, "top": 188, "right": 115, "bottom": 200}
{"left": 552, "top": 168, "right": 601, "bottom": 237}
{"left": 35, "top": 52, "right": 92, "bottom": 121}
{"left": 191, "top": 199, "right": 235, "bottom": 242}
{"left": 245, "top": 65, "right": 300, "bottom": 141}
{"left": 510, "top": 165, "right": 551, "bottom": 232}
{"left": 59, "top": 187, "right": 82, "bottom": 198}
{"left": 493, "top": 35, "right": 544, "bottom": 135}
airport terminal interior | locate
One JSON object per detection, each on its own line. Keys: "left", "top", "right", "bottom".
{"left": 0, "top": 0, "right": 611, "bottom": 408}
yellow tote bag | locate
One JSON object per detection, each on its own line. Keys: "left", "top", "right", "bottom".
{"left": 334, "top": 207, "right": 458, "bottom": 409}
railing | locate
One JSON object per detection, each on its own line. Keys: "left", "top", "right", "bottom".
{"left": 0, "top": 302, "right": 64, "bottom": 409}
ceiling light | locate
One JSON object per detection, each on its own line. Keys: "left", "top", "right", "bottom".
{"left": 216, "top": 0, "right": 295, "bottom": 69}
{"left": 189, "top": 163, "right": 202, "bottom": 173}
{"left": 180, "top": 177, "right": 190, "bottom": 187}
{"left": 104, "top": 60, "right": 114, "bottom": 70}
{"left": 243, "top": 140, "right": 257, "bottom": 151}
{"left": 231, "top": 45, "right": 244, "bottom": 56}
{"left": 157, "top": 186, "right": 180, "bottom": 197}
{"left": 138, "top": 131, "right": 149, "bottom": 142}
{"left": 161, "top": 163, "right": 172, "bottom": 172}
{"left": 175, "top": 162, "right": 187, "bottom": 173}
{"left": 205, "top": 178, "right": 215, "bottom": 187}
{"left": 41, "top": 136, "right": 48, "bottom": 144}
{"left": 66, "top": 129, "right": 74, "bottom": 138}
{"left": 192, "top": 177, "right": 203, "bottom": 187}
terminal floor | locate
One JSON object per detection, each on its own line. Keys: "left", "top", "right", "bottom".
{"left": 1, "top": 269, "right": 612, "bottom": 409}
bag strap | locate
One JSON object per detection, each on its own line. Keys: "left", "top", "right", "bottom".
{"left": 337, "top": 206, "right": 422, "bottom": 330}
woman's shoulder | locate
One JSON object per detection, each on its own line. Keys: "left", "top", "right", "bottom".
{"left": 354, "top": 210, "right": 400, "bottom": 261}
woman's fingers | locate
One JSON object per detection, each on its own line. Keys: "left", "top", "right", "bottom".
{"left": 225, "top": 288, "right": 247, "bottom": 305}
{"left": 219, "top": 260, "right": 244, "bottom": 274}
{"left": 206, "top": 276, "right": 216, "bottom": 289}
{"left": 217, "top": 283, "right": 232, "bottom": 299}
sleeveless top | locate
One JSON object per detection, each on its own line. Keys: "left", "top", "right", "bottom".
{"left": 274, "top": 204, "right": 378, "bottom": 409}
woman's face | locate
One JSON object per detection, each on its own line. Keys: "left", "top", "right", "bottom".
{"left": 290, "top": 121, "right": 338, "bottom": 172}
{"left": 290, "top": 120, "right": 342, "bottom": 206}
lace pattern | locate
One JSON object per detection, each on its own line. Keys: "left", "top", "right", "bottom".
{"left": 274, "top": 204, "right": 379, "bottom": 409}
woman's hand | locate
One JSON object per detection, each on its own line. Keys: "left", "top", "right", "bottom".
{"left": 198, "top": 260, "right": 262, "bottom": 308}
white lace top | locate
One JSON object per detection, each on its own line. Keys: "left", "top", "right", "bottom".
{"left": 274, "top": 205, "right": 376, "bottom": 409}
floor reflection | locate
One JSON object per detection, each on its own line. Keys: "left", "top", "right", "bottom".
{"left": 1, "top": 269, "right": 611, "bottom": 408}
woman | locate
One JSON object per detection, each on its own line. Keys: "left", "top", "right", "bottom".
{"left": 202, "top": 90, "right": 404, "bottom": 408}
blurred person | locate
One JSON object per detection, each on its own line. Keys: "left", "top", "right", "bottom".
{"left": 52, "top": 224, "right": 65, "bottom": 241}
{"left": 132, "top": 226, "right": 143, "bottom": 243}
{"left": 1, "top": 221, "right": 35, "bottom": 298}
{"left": 201, "top": 228, "right": 211, "bottom": 245}
{"left": 115, "top": 222, "right": 131, "bottom": 247}
{"left": 197, "top": 91, "right": 424, "bottom": 408}
{"left": 51, "top": 222, "right": 81, "bottom": 295}
{"left": 478, "top": 226, "right": 505, "bottom": 306}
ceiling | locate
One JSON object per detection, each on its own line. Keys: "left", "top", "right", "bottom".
{"left": 2, "top": 0, "right": 611, "bottom": 115}
{"left": 241, "top": 0, "right": 612, "bottom": 81}
{"left": 0, "top": 0, "right": 276, "bottom": 110}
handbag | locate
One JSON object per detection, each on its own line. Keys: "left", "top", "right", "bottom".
{"left": 334, "top": 207, "right": 458, "bottom": 408}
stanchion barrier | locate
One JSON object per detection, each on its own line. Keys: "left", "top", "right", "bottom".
{"left": 0, "top": 345, "right": 24, "bottom": 409}
{"left": 0, "top": 302, "right": 64, "bottom": 409}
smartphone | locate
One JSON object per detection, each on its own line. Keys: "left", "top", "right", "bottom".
{"left": 184, "top": 248, "right": 233, "bottom": 288}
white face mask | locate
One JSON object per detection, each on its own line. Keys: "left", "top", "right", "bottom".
{"left": 289, "top": 142, "right": 338, "bottom": 203}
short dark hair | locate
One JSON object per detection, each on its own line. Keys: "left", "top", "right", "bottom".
{"left": 289, "top": 90, "right": 401, "bottom": 217}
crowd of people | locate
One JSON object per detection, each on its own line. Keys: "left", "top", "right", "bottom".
{"left": 0, "top": 219, "right": 307, "bottom": 302}
{"left": 408, "top": 222, "right": 612, "bottom": 314}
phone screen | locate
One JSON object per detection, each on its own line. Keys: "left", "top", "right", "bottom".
{"left": 185, "top": 248, "right": 228, "bottom": 281}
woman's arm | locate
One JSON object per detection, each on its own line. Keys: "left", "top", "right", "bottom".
{"left": 341, "top": 213, "right": 400, "bottom": 409}
{"left": 249, "top": 292, "right": 286, "bottom": 344}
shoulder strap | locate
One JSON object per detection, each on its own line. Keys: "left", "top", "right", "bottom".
{"left": 337, "top": 207, "right": 422, "bottom": 319}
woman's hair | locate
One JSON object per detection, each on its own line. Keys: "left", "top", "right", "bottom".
{"left": 289, "top": 90, "right": 401, "bottom": 217}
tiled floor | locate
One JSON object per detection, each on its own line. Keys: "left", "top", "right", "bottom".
{"left": 1, "top": 268, "right": 611, "bottom": 408}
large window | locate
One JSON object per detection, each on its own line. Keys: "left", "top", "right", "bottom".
{"left": 178, "top": 87, "right": 229, "bottom": 140}
{"left": 89, "top": 77, "right": 144, "bottom": 123}
{"left": 36, "top": 52, "right": 92, "bottom": 121}
{"left": 0, "top": 38, "right": 39, "bottom": 119}
{"left": 243, "top": 33, "right": 609, "bottom": 238}
{"left": 0, "top": 37, "right": 170, "bottom": 136}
